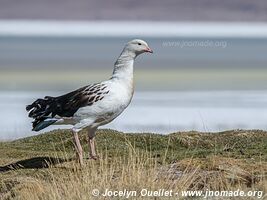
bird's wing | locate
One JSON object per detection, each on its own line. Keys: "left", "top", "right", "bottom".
{"left": 26, "top": 83, "right": 110, "bottom": 119}
{"left": 55, "top": 83, "right": 110, "bottom": 117}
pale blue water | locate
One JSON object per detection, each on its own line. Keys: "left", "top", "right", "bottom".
{"left": 1, "top": 90, "right": 267, "bottom": 140}
{"left": 0, "top": 36, "right": 267, "bottom": 70}
{"left": 0, "top": 36, "right": 267, "bottom": 140}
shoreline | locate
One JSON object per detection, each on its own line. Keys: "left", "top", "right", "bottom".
{"left": 1, "top": 21, "right": 267, "bottom": 38}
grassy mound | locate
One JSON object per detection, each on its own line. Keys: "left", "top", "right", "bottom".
{"left": 0, "top": 129, "right": 266, "bottom": 199}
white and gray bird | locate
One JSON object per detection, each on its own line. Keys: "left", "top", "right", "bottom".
{"left": 26, "top": 39, "right": 153, "bottom": 165}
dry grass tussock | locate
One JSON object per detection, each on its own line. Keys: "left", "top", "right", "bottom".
{"left": 0, "top": 152, "right": 266, "bottom": 199}
{"left": 0, "top": 129, "right": 266, "bottom": 199}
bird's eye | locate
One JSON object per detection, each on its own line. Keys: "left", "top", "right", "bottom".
{"left": 138, "top": 43, "right": 142, "bottom": 45}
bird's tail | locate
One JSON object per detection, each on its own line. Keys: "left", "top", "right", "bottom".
{"left": 26, "top": 96, "right": 59, "bottom": 131}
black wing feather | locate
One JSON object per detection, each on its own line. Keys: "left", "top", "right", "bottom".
{"left": 26, "top": 83, "right": 109, "bottom": 131}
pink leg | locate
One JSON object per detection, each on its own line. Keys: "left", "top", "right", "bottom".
{"left": 73, "top": 130, "right": 84, "bottom": 165}
{"left": 88, "top": 128, "right": 98, "bottom": 160}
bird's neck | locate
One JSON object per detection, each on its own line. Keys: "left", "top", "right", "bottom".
{"left": 111, "top": 49, "right": 136, "bottom": 80}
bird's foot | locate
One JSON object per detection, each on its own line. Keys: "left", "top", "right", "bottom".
{"left": 88, "top": 155, "right": 99, "bottom": 160}
{"left": 79, "top": 160, "right": 84, "bottom": 166}
{"left": 75, "top": 156, "right": 84, "bottom": 166}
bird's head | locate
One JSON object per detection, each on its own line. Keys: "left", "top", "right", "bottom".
{"left": 124, "top": 39, "right": 153, "bottom": 57}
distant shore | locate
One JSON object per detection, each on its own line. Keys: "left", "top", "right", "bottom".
{"left": 0, "top": 0, "right": 267, "bottom": 21}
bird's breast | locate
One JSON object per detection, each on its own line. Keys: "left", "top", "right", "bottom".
{"left": 106, "top": 79, "right": 134, "bottom": 111}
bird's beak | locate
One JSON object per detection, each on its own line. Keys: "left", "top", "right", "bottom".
{"left": 144, "top": 47, "right": 153, "bottom": 53}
